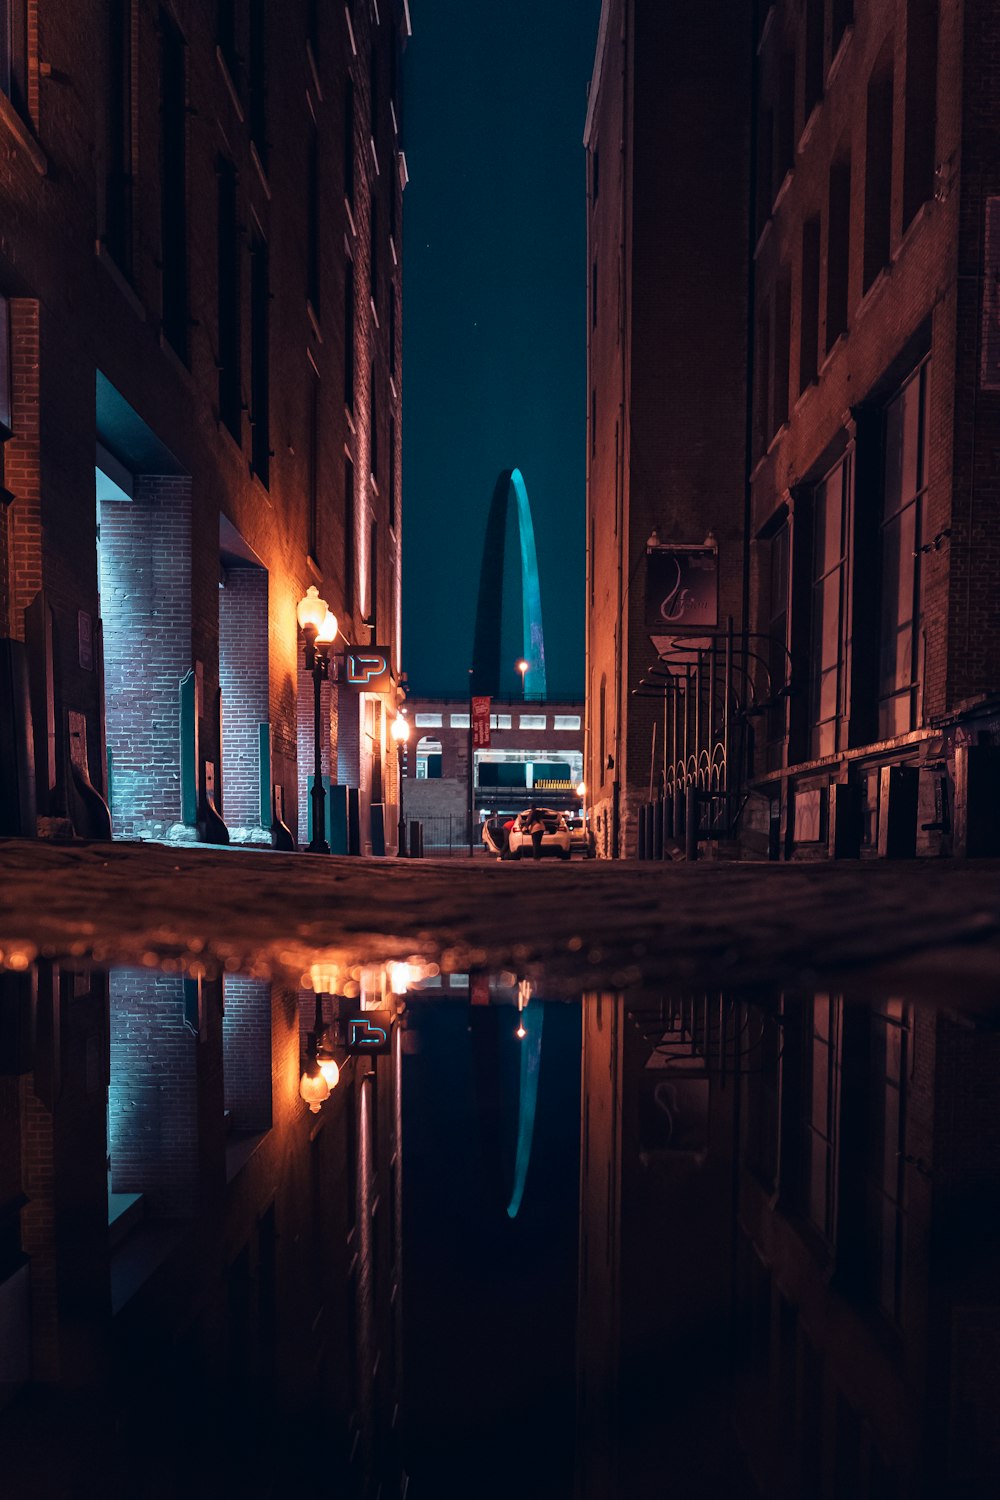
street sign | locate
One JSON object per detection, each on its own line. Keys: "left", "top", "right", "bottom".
{"left": 342, "top": 648, "right": 392, "bottom": 694}
{"left": 343, "top": 1011, "right": 392, "bottom": 1054}
{"left": 645, "top": 545, "right": 718, "bottom": 630}
{"left": 472, "top": 695, "right": 491, "bottom": 748}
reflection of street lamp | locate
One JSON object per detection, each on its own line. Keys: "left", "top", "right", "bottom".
{"left": 300, "top": 988, "right": 342, "bottom": 1111}
{"left": 517, "top": 659, "right": 529, "bottom": 699}
{"left": 297, "top": 587, "right": 338, "bottom": 854}
{"left": 390, "top": 713, "right": 410, "bottom": 857}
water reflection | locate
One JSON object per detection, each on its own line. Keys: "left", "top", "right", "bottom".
{"left": 1, "top": 958, "right": 998, "bottom": 1498}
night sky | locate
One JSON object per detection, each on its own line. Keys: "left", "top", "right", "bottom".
{"left": 402, "top": 0, "right": 602, "bottom": 700}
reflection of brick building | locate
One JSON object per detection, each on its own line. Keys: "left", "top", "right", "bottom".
{"left": 0, "top": 2, "right": 409, "bottom": 850}
{"left": 401, "top": 694, "right": 585, "bottom": 849}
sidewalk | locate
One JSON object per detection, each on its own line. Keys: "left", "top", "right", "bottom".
{"left": 1, "top": 838, "right": 999, "bottom": 1003}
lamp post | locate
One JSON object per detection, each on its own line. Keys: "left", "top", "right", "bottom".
{"left": 299, "top": 987, "right": 342, "bottom": 1113}
{"left": 517, "top": 658, "right": 529, "bottom": 699}
{"left": 297, "top": 586, "right": 338, "bottom": 854}
{"left": 390, "top": 713, "right": 410, "bottom": 856}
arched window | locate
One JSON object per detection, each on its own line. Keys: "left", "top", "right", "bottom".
{"left": 598, "top": 674, "right": 607, "bottom": 783}
{"left": 415, "top": 736, "right": 442, "bottom": 780}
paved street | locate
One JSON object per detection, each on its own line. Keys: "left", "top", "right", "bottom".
{"left": 2, "top": 838, "right": 1000, "bottom": 1003}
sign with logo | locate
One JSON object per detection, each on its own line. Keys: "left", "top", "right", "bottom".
{"left": 472, "top": 695, "right": 492, "bottom": 748}
{"left": 645, "top": 545, "right": 718, "bottom": 631}
{"left": 342, "top": 647, "right": 392, "bottom": 694}
{"left": 343, "top": 1010, "right": 392, "bottom": 1055}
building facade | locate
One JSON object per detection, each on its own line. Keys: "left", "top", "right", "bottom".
{"left": 583, "top": 0, "right": 753, "bottom": 858}
{"left": 748, "top": 0, "right": 1000, "bottom": 860}
{"left": 0, "top": 0, "right": 409, "bottom": 852}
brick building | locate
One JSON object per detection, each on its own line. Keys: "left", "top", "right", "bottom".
{"left": 0, "top": 956, "right": 409, "bottom": 1495}
{"left": 400, "top": 693, "right": 585, "bottom": 851}
{"left": 747, "top": 0, "right": 1000, "bottom": 860}
{"left": 0, "top": 0, "right": 409, "bottom": 852}
{"left": 583, "top": 0, "right": 753, "bottom": 859}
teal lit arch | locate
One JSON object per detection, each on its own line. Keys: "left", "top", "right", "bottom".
{"left": 472, "top": 467, "right": 547, "bottom": 698}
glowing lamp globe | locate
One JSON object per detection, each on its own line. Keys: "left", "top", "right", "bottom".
{"left": 576, "top": 781, "right": 586, "bottom": 798}
{"left": 296, "top": 585, "right": 329, "bottom": 634}
{"left": 317, "top": 1055, "right": 341, "bottom": 1090}
{"left": 299, "top": 1058, "right": 330, "bottom": 1114}
{"left": 390, "top": 715, "right": 410, "bottom": 745}
{"left": 316, "top": 609, "right": 338, "bottom": 645}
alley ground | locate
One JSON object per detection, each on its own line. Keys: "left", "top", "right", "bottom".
{"left": 2, "top": 839, "right": 1000, "bottom": 1004}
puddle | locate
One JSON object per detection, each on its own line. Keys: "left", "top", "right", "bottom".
{"left": 1, "top": 952, "right": 999, "bottom": 1497}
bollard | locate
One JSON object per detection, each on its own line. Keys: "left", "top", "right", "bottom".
{"left": 685, "top": 785, "right": 699, "bottom": 862}
{"left": 661, "top": 796, "right": 672, "bottom": 859}
{"left": 638, "top": 803, "right": 649, "bottom": 860}
{"left": 408, "top": 818, "right": 423, "bottom": 858}
{"left": 653, "top": 797, "right": 664, "bottom": 861}
{"left": 674, "top": 788, "right": 685, "bottom": 842}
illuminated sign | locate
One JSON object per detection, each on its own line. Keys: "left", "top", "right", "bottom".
{"left": 342, "top": 647, "right": 392, "bottom": 693}
{"left": 344, "top": 1011, "right": 392, "bottom": 1054}
{"left": 472, "top": 695, "right": 491, "bottom": 748}
{"left": 645, "top": 545, "right": 718, "bottom": 631}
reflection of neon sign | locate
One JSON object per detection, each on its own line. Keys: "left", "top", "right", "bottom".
{"left": 343, "top": 649, "right": 391, "bottom": 692}
{"left": 349, "top": 1018, "right": 387, "bottom": 1048}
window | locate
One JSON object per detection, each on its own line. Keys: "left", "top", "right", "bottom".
{"left": 826, "top": 151, "right": 851, "bottom": 350}
{"left": 755, "top": 292, "right": 771, "bottom": 456}
{"left": 249, "top": 0, "right": 267, "bottom": 167}
{"left": 903, "top": 0, "right": 938, "bottom": 229}
{"left": 554, "top": 715, "right": 581, "bottom": 730}
{"left": 369, "top": 32, "right": 379, "bottom": 140}
{"left": 307, "top": 123, "right": 320, "bottom": 314}
{"left": 592, "top": 260, "right": 598, "bottom": 329}
{"left": 106, "top": 0, "right": 134, "bottom": 274}
{"left": 599, "top": 674, "right": 607, "bottom": 777}
{"left": 0, "top": 0, "right": 27, "bottom": 116}
{"left": 766, "top": 522, "right": 789, "bottom": 761}
{"left": 832, "top": 0, "right": 854, "bottom": 57}
{"left": 415, "top": 737, "right": 442, "bottom": 779}
{"left": 772, "top": 270, "right": 791, "bottom": 435}
{"left": 519, "top": 715, "right": 546, "bottom": 730}
{"left": 863, "top": 49, "right": 894, "bottom": 292}
{"left": 861, "top": 999, "right": 909, "bottom": 1322}
{"left": 160, "top": 10, "right": 188, "bottom": 358}
{"left": 799, "top": 217, "right": 821, "bottom": 390}
{"left": 490, "top": 713, "right": 512, "bottom": 730}
{"left": 307, "top": 366, "right": 319, "bottom": 560}
{"left": 250, "top": 232, "right": 270, "bottom": 486}
{"left": 414, "top": 713, "right": 442, "bottom": 729}
{"left": 788, "top": 994, "right": 843, "bottom": 1244}
{"left": 217, "top": 158, "right": 241, "bottom": 441}
{"left": 388, "top": 415, "right": 396, "bottom": 530}
{"left": 344, "top": 455, "right": 355, "bottom": 614}
{"left": 809, "top": 455, "right": 850, "bottom": 758}
{"left": 591, "top": 389, "right": 596, "bottom": 458}
{"left": 369, "top": 361, "right": 378, "bottom": 480}
{"left": 803, "top": 0, "right": 824, "bottom": 122}
{"left": 388, "top": 288, "right": 396, "bottom": 377}
{"left": 775, "top": 50, "right": 795, "bottom": 187}
{"left": 0, "top": 296, "right": 11, "bottom": 501}
{"left": 592, "top": 145, "right": 599, "bottom": 202}
{"left": 344, "top": 76, "right": 355, "bottom": 208}
{"left": 368, "top": 518, "right": 378, "bottom": 634}
{"left": 449, "top": 714, "right": 470, "bottom": 729}
{"left": 218, "top": 1, "right": 239, "bottom": 88}
{"left": 878, "top": 360, "right": 930, "bottom": 737}
{"left": 344, "top": 258, "right": 355, "bottom": 410}
{"left": 370, "top": 196, "right": 379, "bottom": 318}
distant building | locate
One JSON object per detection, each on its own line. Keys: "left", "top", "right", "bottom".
{"left": 583, "top": 0, "right": 752, "bottom": 858}
{"left": 401, "top": 694, "right": 585, "bottom": 851}
{"left": 0, "top": 1, "right": 409, "bottom": 852}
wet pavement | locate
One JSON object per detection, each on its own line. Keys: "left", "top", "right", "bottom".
{"left": 1, "top": 840, "right": 1000, "bottom": 1497}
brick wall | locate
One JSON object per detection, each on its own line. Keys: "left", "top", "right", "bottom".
{"left": 99, "top": 476, "right": 192, "bottom": 838}
{"left": 108, "top": 969, "right": 198, "bottom": 1220}
{"left": 6, "top": 300, "right": 41, "bottom": 638}
{"left": 222, "top": 977, "right": 272, "bottom": 1133}
{"left": 219, "top": 565, "right": 269, "bottom": 838}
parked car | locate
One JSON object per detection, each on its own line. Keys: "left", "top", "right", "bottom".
{"left": 566, "top": 816, "right": 597, "bottom": 858}
{"left": 507, "top": 807, "right": 572, "bottom": 861}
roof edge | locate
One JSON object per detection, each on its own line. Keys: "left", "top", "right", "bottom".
{"left": 583, "top": 0, "right": 614, "bottom": 148}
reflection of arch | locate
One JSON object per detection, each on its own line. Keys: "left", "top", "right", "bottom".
{"left": 472, "top": 468, "right": 547, "bottom": 697}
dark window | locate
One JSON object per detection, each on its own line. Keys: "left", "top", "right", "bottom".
{"left": 591, "top": 389, "right": 596, "bottom": 458}
{"left": 810, "top": 455, "right": 850, "bottom": 758}
{"left": 388, "top": 288, "right": 396, "bottom": 377}
{"left": 745, "top": 1006, "right": 781, "bottom": 1186}
{"left": 757, "top": 104, "right": 774, "bottom": 231}
{"left": 307, "top": 123, "right": 320, "bottom": 314}
{"left": 878, "top": 360, "right": 930, "bottom": 737}
{"left": 250, "top": 233, "right": 270, "bottom": 487}
{"left": 903, "top": 0, "right": 938, "bottom": 229}
{"left": 344, "top": 456, "right": 355, "bottom": 615}
{"left": 217, "top": 158, "right": 241, "bottom": 441}
{"left": 160, "top": 10, "right": 188, "bottom": 358}
{"left": 106, "top": 0, "right": 134, "bottom": 274}
{"left": 832, "top": 0, "right": 854, "bottom": 56}
{"left": 388, "top": 415, "right": 396, "bottom": 531}
{"left": 307, "top": 367, "right": 319, "bottom": 560}
{"left": 369, "top": 195, "right": 378, "bottom": 316}
{"left": 592, "top": 145, "right": 599, "bottom": 202}
{"left": 0, "top": 0, "right": 28, "bottom": 116}
{"left": 863, "top": 50, "right": 894, "bottom": 292}
{"left": 344, "top": 258, "right": 355, "bottom": 410}
{"left": 369, "top": 361, "right": 378, "bottom": 481}
{"left": 773, "top": 270, "right": 791, "bottom": 436}
{"left": 861, "top": 1000, "right": 909, "bottom": 1322}
{"left": 217, "top": 1, "right": 239, "bottom": 91}
{"left": 775, "top": 50, "right": 795, "bottom": 186}
{"left": 803, "top": 0, "right": 824, "bottom": 121}
{"left": 598, "top": 674, "right": 607, "bottom": 778}
{"left": 592, "top": 260, "right": 598, "bottom": 329}
{"left": 0, "top": 295, "right": 11, "bottom": 501}
{"left": 766, "top": 522, "right": 789, "bottom": 758}
{"left": 785, "top": 994, "right": 842, "bottom": 1243}
{"left": 826, "top": 152, "right": 851, "bottom": 350}
{"left": 369, "top": 34, "right": 378, "bottom": 139}
{"left": 307, "top": 0, "right": 319, "bottom": 59}
{"left": 369, "top": 519, "right": 378, "bottom": 635}
{"left": 754, "top": 291, "right": 771, "bottom": 457}
{"left": 800, "top": 217, "right": 821, "bottom": 389}
{"left": 249, "top": 0, "right": 266, "bottom": 167}
{"left": 344, "top": 76, "right": 355, "bottom": 208}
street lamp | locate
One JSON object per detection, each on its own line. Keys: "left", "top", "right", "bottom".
{"left": 297, "top": 587, "right": 338, "bottom": 854}
{"left": 517, "top": 659, "right": 529, "bottom": 699}
{"left": 299, "top": 988, "right": 342, "bottom": 1112}
{"left": 390, "top": 713, "right": 410, "bottom": 856}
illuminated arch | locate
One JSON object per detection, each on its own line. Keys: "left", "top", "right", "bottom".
{"left": 472, "top": 468, "right": 547, "bottom": 698}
